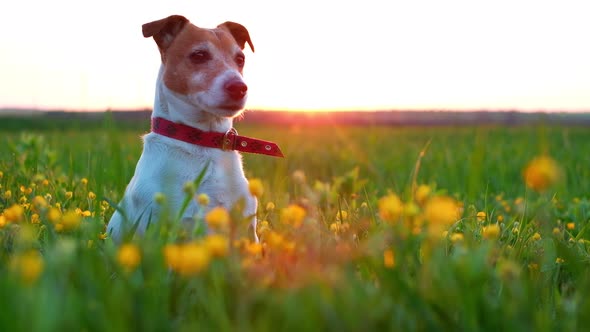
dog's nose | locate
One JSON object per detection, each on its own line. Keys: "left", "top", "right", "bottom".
{"left": 224, "top": 79, "right": 248, "bottom": 100}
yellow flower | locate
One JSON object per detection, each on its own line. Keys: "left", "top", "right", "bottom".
{"left": 197, "top": 193, "right": 210, "bottom": 206}
{"left": 117, "top": 244, "right": 141, "bottom": 272}
{"left": 12, "top": 250, "right": 44, "bottom": 284}
{"left": 265, "top": 202, "right": 275, "bottom": 212}
{"left": 384, "top": 249, "right": 395, "bottom": 268}
{"left": 164, "top": 244, "right": 182, "bottom": 270}
{"left": 3, "top": 204, "right": 25, "bottom": 223}
{"left": 61, "top": 211, "right": 81, "bottom": 230}
{"left": 523, "top": 156, "right": 562, "bottom": 192}
{"left": 204, "top": 234, "right": 229, "bottom": 258}
{"left": 177, "top": 243, "right": 211, "bottom": 276}
{"left": 81, "top": 178, "right": 88, "bottom": 186}
{"left": 450, "top": 232, "right": 464, "bottom": 243}
{"left": 414, "top": 184, "right": 431, "bottom": 204}
{"left": 88, "top": 191, "right": 96, "bottom": 200}
{"left": 531, "top": 232, "right": 541, "bottom": 241}
{"left": 248, "top": 178, "right": 264, "bottom": 198}
{"left": 497, "top": 215, "right": 504, "bottom": 222}
{"left": 0, "top": 215, "right": 6, "bottom": 228}
{"left": 336, "top": 210, "right": 348, "bottom": 222}
{"left": 476, "top": 211, "right": 486, "bottom": 222}
{"left": 245, "top": 242, "right": 263, "bottom": 256}
{"left": 552, "top": 227, "right": 561, "bottom": 235}
{"left": 566, "top": 222, "right": 575, "bottom": 230}
{"left": 423, "top": 196, "right": 460, "bottom": 228}
{"left": 65, "top": 191, "right": 73, "bottom": 200}
{"left": 4, "top": 190, "right": 12, "bottom": 199}
{"left": 378, "top": 193, "right": 403, "bottom": 223}
{"left": 483, "top": 224, "right": 501, "bottom": 240}
{"left": 556, "top": 257, "right": 565, "bottom": 264}
{"left": 30, "top": 214, "right": 40, "bottom": 224}
{"left": 280, "top": 204, "right": 306, "bottom": 228}
{"left": 154, "top": 192, "right": 166, "bottom": 204}
{"left": 205, "top": 207, "right": 230, "bottom": 231}
{"left": 47, "top": 207, "right": 62, "bottom": 223}
{"left": 0, "top": 171, "right": 3, "bottom": 178}
{"left": 183, "top": 181, "right": 195, "bottom": 195}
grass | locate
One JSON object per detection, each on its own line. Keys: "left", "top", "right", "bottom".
{"left": 1, "top": 114, "right": 590, "bottom": 331}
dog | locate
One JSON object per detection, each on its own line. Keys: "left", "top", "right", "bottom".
{"left": 107, "top": 15, "right": 282, "bottom": 243}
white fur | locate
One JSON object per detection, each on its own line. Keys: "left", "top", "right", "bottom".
{"left": 107, "top": 64, "right": 257, "bottom": 243}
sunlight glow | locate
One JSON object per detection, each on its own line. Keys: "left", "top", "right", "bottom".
{"left": 1, "top": 0, "right": 589, "bottom": 112}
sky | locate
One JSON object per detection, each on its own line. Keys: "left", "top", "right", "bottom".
{"left": 1, "top": 0, "right": 589, "bottom": 112}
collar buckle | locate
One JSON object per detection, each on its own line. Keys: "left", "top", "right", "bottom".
{"left": 222, "top": 128, "right": 238, "bottom": 151}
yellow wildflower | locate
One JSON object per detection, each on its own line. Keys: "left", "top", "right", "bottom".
{"left": 177, "top": 243, "right": 211, "bottom": 276}
{"left": 4, "top": 190, "right": 12, "bottom": 199}
{"left": 65, "top": 191, "right": 73, "bottom": 200}
{"left": 204, "top": 234, "right": 229, "bottom": 258}
{"left": 12, "top": 250, "right": 44, "bottom": 284}
{"left": 476, "top": 211, "right": 486, "bottom": 222}
{"left": 450, "top": 232, "right": 464, "bottom": 243}
{"left": 3, "top": 204, "right": 24, "bottom": 223}
{"left": 88, "top": 191, "right": 96, "bottom": 200}
{"left": 280, "top": 204, "right": 306, "bottom": 228}
{"left": 61, "top": 211, "right": 81, "bottom": 230}
{"left": 0, "top": 171, "right": 3, "bottom": 178}
{"left": 556, "top": 257, "right": 565, "bottom": 264}
{"left": 423, "top": 196, "right": 461, "bottom": 229}
{"left": 566, "top": 222, "right": 575, "bottom": 230}
{"left": 378, "top": 193, "right": 403, "bottom": 223}
{"left": 163, "top": 244, "right": 182, "bottom": 270}
{"left": 197, "top": 193, "right": 210, "bottom": 206}
{"left": 117, "top": 244, "right": 141, "bottom": 272}
{"left": 483, "top": 224, "right": 501, "bottom": 240}
{"left": 81, "top": 178, "right": 88, "bottom": 186}
{"left": 205, "top": 207, "right": 230, "bottom": 231}
{"left": 384, "top": 249, "right": 395, "bottom": 268}
{"left": 265, "top": 202, "right": 275, "bottom": 211}
{"left": 523, "top": 156, "right": 562, "bottom": 192}
{"left": 497, "top": 215, "right": 504, "bottom": 222}
{"left": 47, "top": 207, "right": 61, "bottom": 224}
{"left": 248, "top": 178, "right": 264, "bottom": 198}
{"left": 531, "top": 232, "right": 541, "bottom": 241}
{"left": 552, "top": 227, "right": 561, "bottom": 235}
{"left": 0, "top": 215, "right": 6, "bottom": 228}
{"left": 414, "top": 184, "right": 431, "bottom": 204}
{"left": 30, "top": 214, "right": 40, "bottom": 224}
{"left": 245, "top": 242, "right": 263, "bottom": 256}
{"left": 336, "top": 210, "right": 348, "bottom": 222}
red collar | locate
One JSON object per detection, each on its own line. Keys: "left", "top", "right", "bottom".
{"left": 151, "top": 117, "right": 284, "bottom": 157}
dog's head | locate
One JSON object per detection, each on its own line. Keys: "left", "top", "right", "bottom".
{"left": 143, "top": 15, "right": 254, "bottom": 118}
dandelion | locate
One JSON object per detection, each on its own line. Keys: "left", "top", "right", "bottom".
{"left": 497, "top": 215, "right": 504, "bottom": 222}
{"left": 117, "top": 244, "right": 141, "bottom": 272}
{"left": 12, "top": 250, "right": 44, "bottom": 284}
{"left": 414, "top": 184, "right": 431, "bottom": 204}
{"left": 47, "top": 207, "right": 61, "bottom": 224}
{"left": 336, "top": 210, "right": 348, "bottom": 222}
{"left": 245, "top": 241, "right": 263, "bottom": 256}
{"left": 482, "top": 224, "right": 501, "bottom": 240}
{"left": 4, "top": 190, "right": 12, "bottom": 199}
{"left": 248, "top": 178, "right": 264, "bottom": 198}
{"left": 65, "top": 191, "right": 73, "bottom": 200}
{"left": 378, "top": 193, "right": 403, "bottom": 223}
{"left": 280, "top": 204, "right": 306, "bottom": 228}
{"left": 384, "top": 249, "right": 395, "bottom": 268}
{"left": 0, "top": 215, "right": 6, "bottom": 228}
{"left": 257, "top": 220, "right": 271, "bottom": 238}
{"left": 81, "top": 178, "right": 88, "bottom": 186}
{"left": 197, "top": 193, "right": 210, "bottom": 206}
{"left": 204, "top": 234, "right": 229, "bottom": 258}
{"left": 476, "top": 211, "right": 486, "bottom": 222}
{"left": 30, "top": 214, "right": 40, "bottom": 224}
{"left": 566, "top": 222, "right": 575, "bottom": 230}
{"left": 523, "top": 156, "right": 562, "bottom": 192}
{"left": 205, "top": 207, "right": 230, "bottom": 231}
{"left": 32, "top": 196, "right": 48, "bottom": 212}
{"left": 88, "top": 191, "right": 96, "bottom": 200}
{"left": 552, "top": 227, "right": 561, "bottom": 235}
{"left": 531, "top": 232, "right": 541, "bottom": 241}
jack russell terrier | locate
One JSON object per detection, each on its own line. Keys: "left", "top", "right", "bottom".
{"left": 107, "top": 15, "right": 283, "bottom": 243}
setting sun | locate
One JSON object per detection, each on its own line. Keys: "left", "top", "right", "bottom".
{"left": 1, "top": 0, "right": 589, "bottom": 112}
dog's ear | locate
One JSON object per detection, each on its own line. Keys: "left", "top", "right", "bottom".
{"left": 142, "top": 15, "right": 189, "bottom": 51}
{"left": 218, "top": 22, "right": 255, "bottom": 52}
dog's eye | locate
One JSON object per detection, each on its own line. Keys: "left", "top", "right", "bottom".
{"left": 189, "top": 50, "right": 211, "bottom": 64}
{"left": 235, "top": 54, "right": 245, "bottom": 67}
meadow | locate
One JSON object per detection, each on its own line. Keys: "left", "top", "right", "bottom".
{"left": 1, "top": 113, "right": 590, "bottom": 331}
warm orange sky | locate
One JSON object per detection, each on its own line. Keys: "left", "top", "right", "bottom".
{"left": 1, "top": 0, "right": 589, "bottom": 112}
